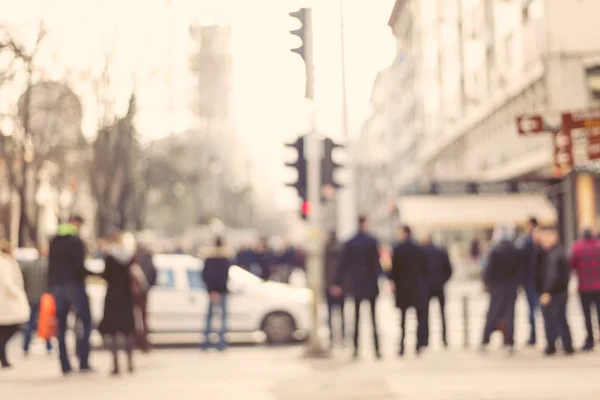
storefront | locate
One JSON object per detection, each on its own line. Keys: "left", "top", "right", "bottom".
{"left": 398, "top": 179, "right": 559, "bottom": 278}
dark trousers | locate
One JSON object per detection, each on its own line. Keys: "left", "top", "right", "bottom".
{"left": 0, "top": 325, "right": 19, "bottom": 367}
{"left": 326, "top": 294, "right": 345, "bottom": 343}
{"left": 353, "top": 298, "right": 379, "bottom": 353}
{"left": 482, "top": 282, "right": 517, "bottom": 346}
{"left": 399, "top": 305, "right": 428, "bottom": 352}
{"left": 579, "top": 291, "right": 600, "bottom": 346}
{"left": 541, "top": 291, "right": 573, "bottom": 351}
{"left": 53, "top": 283, "right": 92, "bottom": 373}
{"left": 203, "top": 293, "right": 228, "bottom": 349}
{"left": 135, "top": 293, "right": 150, "bottom": 351}
{"left": 524, "top": 282, "right": 539, "bottom": 343}
{"left": 23, "top": 301, "right": 53, "bottom": 353}
{"left": 429, "top": 288, "right": 447, "bottom": 345}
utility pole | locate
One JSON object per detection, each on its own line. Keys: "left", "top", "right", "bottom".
{"left": 303, "top": 8, "right": 328, "bottom": 358}
{"left": 337, "top": 0, "right": 356, "bottom": 241}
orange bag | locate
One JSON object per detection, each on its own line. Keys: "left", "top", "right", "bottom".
{"left": 37, "top": 293, "right": 57, "bottom": 340}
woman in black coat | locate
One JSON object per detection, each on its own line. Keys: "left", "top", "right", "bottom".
{"left": 99, "top": 232, "right": 138, "bottom": 375}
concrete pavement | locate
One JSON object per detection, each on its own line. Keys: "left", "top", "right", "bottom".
{"left": 2, "top": 344, "right": 600, "bottom": 399}
{"left": 2, "top": 280, "right": 600, "bottom": 399}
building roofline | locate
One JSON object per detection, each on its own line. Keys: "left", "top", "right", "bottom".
{"left": 388, "top": 0, "right": 407, "bottom": 30}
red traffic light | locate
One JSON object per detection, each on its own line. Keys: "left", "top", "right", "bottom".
{"left": 301, "top": 200, "right": 311, "bottom": 216}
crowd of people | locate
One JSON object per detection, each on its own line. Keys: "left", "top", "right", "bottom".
{"left": 482, "top": 217, "right": 600, "bottom": 356}
{"left": 0, "top": 215, "right": 157, "bottom": 376}
{"left": 324, "top": 216, "right": 453, "bottom": 358}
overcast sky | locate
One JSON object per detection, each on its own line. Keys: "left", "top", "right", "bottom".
{"left": 0, "top": 0, "right": 396, "bottom": 209}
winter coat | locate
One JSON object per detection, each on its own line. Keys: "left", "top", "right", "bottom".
{"left": 391, "top": 240, "right": 429, "bottom": 310}
{"left": 422, "top": 243, "right": 452, "bottom": 292}
{"left": 335, "top": 232, "right": 382, "bottom": 300}
{"left": 48, "top": 223, "right": 87, "bottom": 286}
{"left": 324, "top": 241, "right": 343, "bottom": 289}
{"left": 0, "top": 252, "right": 30, "bottom": 326}
{"left": 20, "top": 256, "right": 50, "bottom": 305}
{"left": 98, "top": 243, "right": 136, "bottom": 335}
{"left": 541, "top": 245, "right": 570, "bottom": 295}
{"left": 484, "top": 240, "right": 521, "bottom": 286}
{"left": 202, "top": 246, "right": 232, "bottom": 294}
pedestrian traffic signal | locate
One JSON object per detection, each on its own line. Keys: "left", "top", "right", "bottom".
{"left": 284, "top": 136, "right": 307, "bottom": 200}
{"left": 301, "top": 200, "right": 311, "bottom": 220}
{"left": 288, "top": 8, "right": 307, "bottom": 63}
{"left": 321, "top": 138, "right": 344, "bottom": 189}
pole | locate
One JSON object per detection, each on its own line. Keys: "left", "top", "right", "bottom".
{"left": 303, "top": 7, "right": 328, "bottom": 358}
{"left": 337, "top": 0, "right": 356, "bottom": 241}
{"left": 462, "top": 295, "right": 469, "bottom": 349}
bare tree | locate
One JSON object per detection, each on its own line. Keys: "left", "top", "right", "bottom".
{"left": 0, "top": 22, "right": 47, "bottom": 246}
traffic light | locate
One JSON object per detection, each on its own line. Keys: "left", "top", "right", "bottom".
{"left": 301, "top": 200, "right": 311, "bottom": 220}
{"left": 284, "top": 135, "right": 307, "bottom": 197}
{"left": 321, "top": 138, "right": 344, "bottom": 189}
{"left": 288, "top": 8, "right": 307, "bottom": 62}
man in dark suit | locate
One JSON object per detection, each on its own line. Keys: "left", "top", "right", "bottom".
{"left": 421, "top": 233, "right": 453, "bottom": 348}
{"left": 391, "top": 225, "right": 429, "bottom": 356}
{"left": 330, "top": 216, "right": 382, "bottom": 359}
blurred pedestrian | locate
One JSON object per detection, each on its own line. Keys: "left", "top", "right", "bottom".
{"left": 539, "top": 225, "right": 574, "bottom": 356}
{"left": 255, "top": 238, "right": 273, "bottom": 281}
{"left": 518, "top": 216, "right": 540, "bottom": 346}
{"left": 134, "top": 241, "right": 156, "bottom": 352}
{"left": 99, "top": 231, "right": 139, "bottom": 375}
{"left": 21, "top": 246, "right": 53, "bottom": 355}
{"left": 330, "top": 216, "right": 382, "bottom": 359}
{"left": 421, "top": 233, "right": 452, "bottom": 348}
{"left": 569, "top": 227, "right": 600, "bottom": 351}
{"left": 48, "top": 215, "right": 93, "bottom": 375}
{"left": 391, "top": 226, "right": 429, "bottom": 356}
{"left": 0, "top": 240, "right": 30, "bottom": 369}
{"left": 201, "top": 236, "right": 232, "bottom": 351}
{"left": 480, "top": 223, "right": 520, "bottom": 354}
{"left": 324, "top": 231, "right": 345, "bottom": 347}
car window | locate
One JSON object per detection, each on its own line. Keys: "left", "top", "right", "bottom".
{"left": 187, "top": 269, "right": 205, "bottom": 291}
{"left": 156, "top": 268, "right": 175, "bottom": 289}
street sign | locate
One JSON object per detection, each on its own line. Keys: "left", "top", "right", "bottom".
{"left": 562, "top": 109, "right": 600, "bottom": 130}
{"left": 516, "top": 114, "right": 544, "bottom": 135}
{"left": 553, "top": 130, "right": 573, "bottom": 176}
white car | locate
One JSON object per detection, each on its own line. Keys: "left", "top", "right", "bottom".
{"left": 86, "top": 254, "right": 311, "bottom": 344}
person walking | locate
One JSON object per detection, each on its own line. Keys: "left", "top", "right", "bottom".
{"left": 421, "top": 233, "right": 453, "bottom": 348}
{"left": 330, "top": 216, "right": 382, "bottom": 359}
{"left": 539, "top": 225, "right": 574, "bottom": 355}
{"left": 201, "top": 237, "right": 232, "bottom": 351}
{"left": 0, "top": 241, "right": 30, "bottom": 369}
{"left": 518, "top": 217, "right": 541, "bottom": 346}
{"left": 134, "top": 241, "right": 156, "bottom": 352}
{"left": 324, "top": 231, "right": 345, "bottom": 347}
{"left": 569, "top": 228, "right": 600, "bottom": 351}
{"left": 391, "top": 226, "right": 430, "bottom": 356}
{"left": 48, "top": 215, "right": 93, "bottom": 375}
{"left": 98, "top": 231, "right": 138, "bottom": 375}
{"left": 21, "top": 246, "right": 53, "bottom": 355}
{"left": 480, "top": 223, "right": 520, "bottom": 354}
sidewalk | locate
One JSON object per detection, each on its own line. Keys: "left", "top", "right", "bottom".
{"left": 2, "top": 344, "right": 600, "bottom": 399}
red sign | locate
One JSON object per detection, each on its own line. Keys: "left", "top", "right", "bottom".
{"left": 516, "top": 115, "right": 544, "bottom": 135}
{"left": 562, "top": 110, "right": 600, "bottom": 130}
{"left": 553, "top": 130, "right": 573, "bottom": 176}
{"left": 586, "top": 128, "right": 600, "bottom": 160}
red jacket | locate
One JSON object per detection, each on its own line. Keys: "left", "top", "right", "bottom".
{"left": 570, "top": 239, "right": 600, "bottom": 292}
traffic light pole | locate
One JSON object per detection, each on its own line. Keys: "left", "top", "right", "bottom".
{"left": 303, "top": 7, "right": 328, "bottom": 358}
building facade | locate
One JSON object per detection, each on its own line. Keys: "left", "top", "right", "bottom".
{"left": 388, "top": 0, "right": 600, "bottom": 186}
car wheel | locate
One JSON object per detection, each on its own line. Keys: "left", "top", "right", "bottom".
{"left": 262, "top": 312, "right": 295, "bottom": 345}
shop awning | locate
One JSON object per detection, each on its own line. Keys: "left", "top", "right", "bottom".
{"left": 397, "top": 194, "right": 557, "bottom": 229}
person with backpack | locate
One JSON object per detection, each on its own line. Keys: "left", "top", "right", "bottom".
{"left": 134, "top": 241, "right": 156, "bottom": 352}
